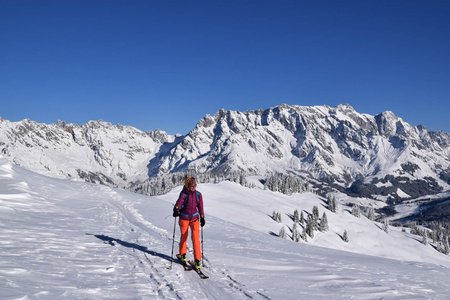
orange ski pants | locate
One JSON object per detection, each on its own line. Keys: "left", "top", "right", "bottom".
{"left": 179, "top": 218, "right": 201, "bottom": 261}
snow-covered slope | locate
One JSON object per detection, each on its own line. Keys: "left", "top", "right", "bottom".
{"left": 2, "top": 156, "right": 450, "bottom": 299}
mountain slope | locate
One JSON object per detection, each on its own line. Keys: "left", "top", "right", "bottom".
{"left": 0, "top": 118, "right": 172, "bottom": 186}
{"left": 150, "top": 104, "right": 450, "bottom": 200}
{"left": 2, "top": 156, "right": 450, "bottom": 299}
{"left": 4, "top": 104, "right": 449, "bottom": 202}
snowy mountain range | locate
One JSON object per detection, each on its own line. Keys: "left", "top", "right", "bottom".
{"left": 2, "top": 104, "right": 450, "bottom": 204}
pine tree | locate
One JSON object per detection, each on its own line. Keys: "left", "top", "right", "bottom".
{"left": 292, "top": 223, "right": 301, "bottom": 242}
{"left": 431, "top": 229, "right": 438, "bottom": 244}
{"left": 422, "top": 231, "right": 428, "bottom": 246}
{"left": 331, "top": 196, "right": 338, "bottom": 213}
{"left": 293, "top": 209, "right": 300, "bottom": 224}
{"left": 342, "top": 230, "right": 349, "bottom": 242}
{"left": 272, "top": 211, "right": 282, "bottom": 223}
{"left": 327, "top": 194, "right": 337, "bottom": 213}
{"left": 272, "top": 211, "right": 278, "bottom": 222}
{"left": 300, "top": 211, "right": 305, "bottom": 224}
{"left": 301, "top": 226, "right": 308, "bottom": 242}
{"left": 279, "top": 226, "right": 287, "bottom": 239}
{"left": 306, "top": 215, "right": 315, "bottom": 238}
{"left": 312, "top": 206, "right": 319, "bottom": 221}
{"left": 367, "top": 207, "right": 375, "bottom": 221}
{"left": 383, "top": 219, "right": 389, "bottom": 233}
{"left": 352, "top": 205, "right": 360, "bottom": 218}
{"left": 319, "top": 212, "right": 329, "bottom": 232}
{"left": 442, "top": 235, "right": 450, "bottom": 255}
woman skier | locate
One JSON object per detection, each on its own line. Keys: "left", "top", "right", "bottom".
{"left": 173, "top": 176, "right": 205, "bottom": 270}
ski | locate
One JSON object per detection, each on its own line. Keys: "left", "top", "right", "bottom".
{"left": 175, "top": 254, "right": 192, "bottom": 271}
{"left": 188, "top": 260, "right": 209, "bottom": 279}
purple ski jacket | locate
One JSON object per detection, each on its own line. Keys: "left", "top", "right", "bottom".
{"left": 175, "top": 187, "right": 204, "bottom": 221}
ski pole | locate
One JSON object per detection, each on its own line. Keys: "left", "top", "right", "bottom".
{"left": 201, "top": 225, "right": 204, "bottom": 266}
{"left": 170, "top": 217, "right": 177, "bottom": 269}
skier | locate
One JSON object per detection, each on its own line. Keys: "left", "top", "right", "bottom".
{"left": 173, "top": 176, "right": 205, "bottom": 270}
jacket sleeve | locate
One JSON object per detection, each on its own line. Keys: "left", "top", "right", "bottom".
{"left": 174, "top": 192, "right": 184, "bottom": 209}
{"left": 198, "top": 192, "right": 205, "bottom": 218}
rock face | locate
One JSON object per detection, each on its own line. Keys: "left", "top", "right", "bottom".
{"left": 1, "top": 104, "right": 450, "bottom": 200}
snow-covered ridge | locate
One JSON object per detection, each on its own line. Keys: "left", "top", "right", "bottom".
{"left": 1, "top": 104, "right": 450, "bottom": 200}
{"left": 0, "top": 118, "right": 173, "bottom": 187}
{"left": 150, "top": 104, "right": 450, "bottom": 199}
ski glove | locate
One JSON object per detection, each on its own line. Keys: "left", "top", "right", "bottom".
{"left": 173, "top": 206, "right": 180, "bottom": 217}
{"left": 200, "top": 217, "right": 205, "bottom": 227}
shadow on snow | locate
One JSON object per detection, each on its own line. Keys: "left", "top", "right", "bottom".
{"left": 87, "top": 233, "right": 174, "bottom": 263}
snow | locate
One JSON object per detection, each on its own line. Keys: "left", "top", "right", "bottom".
{"left": 2, "top": 157, "right": 450, "bottom": 299}
{"left": 375, "top": 181, "right": 393, "bottom": 188}
{"left": 396, "top": 188, "right": 410, "bottom": 198}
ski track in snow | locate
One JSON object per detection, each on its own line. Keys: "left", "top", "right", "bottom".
{"left": 2, "top": 158, "right": 450, "bottom": 299}
{"left": 0, "top": 159, "right": 256, "bottom": 300}
{"left": 100, "top": 186, "right": 267, "bottom": 300}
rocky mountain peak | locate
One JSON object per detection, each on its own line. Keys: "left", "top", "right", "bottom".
{"left": 1, "top": 104, "right": 449, "bottom": 202}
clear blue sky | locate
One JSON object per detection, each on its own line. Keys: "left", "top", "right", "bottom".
{"left": 1, "top": 0, "right": 449, "bottom": 134}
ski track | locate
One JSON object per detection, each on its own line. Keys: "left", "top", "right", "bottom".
{"left": 0, "top": 159, "right": 268, "bottom": 300}
{"left": 101, "top": 187, "right": 269, "bottom": 300}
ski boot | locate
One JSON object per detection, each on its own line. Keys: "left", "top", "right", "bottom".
{"left": 193, "top": 259, "right": 201, "bottom": 270}
{"left": 180, "top": 253, "right": 187, "bottom": 264}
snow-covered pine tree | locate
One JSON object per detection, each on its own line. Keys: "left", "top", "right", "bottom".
{"left": 367, "top": 207, "right": 375, "bottom": 221}
{"left": 300, "top": 211, "right": 305, "bottom": 224}
{"left": 312, "top": 205, "right": 319, "bottom": 221}
{"left": 279, "top": 226, "right": 287, "bottom": 239}
{"left": 319, "top": 212, "right": 329, "bottom": 232}
{"left": 293, "top": 209, "right": 300, "bottom": 223}
{"left": 326, "top": 194, "right": 337, "bottom": 213}
{"left": 332, "top": 196, "right": 338, "bottom": 212}
{"left": 272, "top": 211, "right": 282, "bottom": 223}
{"left": 351, "top": 205, "right": 361, "bottom": 218}
{"left": 431, "top": 228, "right": 438, "bottom": 244}
{"left": 422, "top": 230, "right": 428, "bottom": 246}
{"left": 342, "top": 230, "right": 349, "bottom": 242}
{"left": 306, "top": 215, "right": 315, "bottom": 238}
{"left": 312, "top": 212, "right": 319, "bottom": 231}
{"left": 410, "top": 223, "right": 420, "bottom": 236}
{"left": 292, "top": 223, "right": 301, "bottom": 242}
{"left": 383, "top": 219, "right": 389, "bottom": 233}
{"left": 301, "top": 226, "right": 308, "bottom": 242}
{"left": 440, "top": 235, "right": 450, "bottom": 255}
